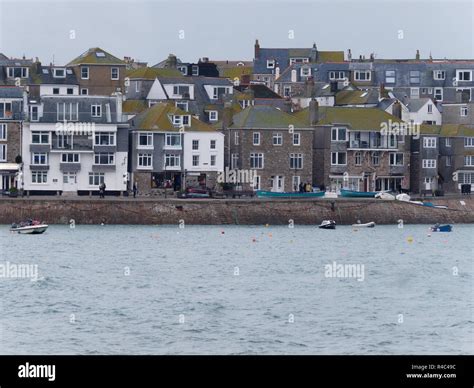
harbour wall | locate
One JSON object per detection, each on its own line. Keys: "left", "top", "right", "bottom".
{"left": 0, "top": 197, "right": 473, "bottom": 225}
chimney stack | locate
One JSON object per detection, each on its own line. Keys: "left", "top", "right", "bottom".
{"left": 416, "top": 50, "right": 420, "bottom": 60}
{"left": 310, "top": 43, "right": 318, "bottom": 62}
{"left": 254, "top": 39, "right": 260, "bottom": 59}
{"left": 309, "top": 99, "right": 319, "bottom": 126}
{"left": 347, "top": 49, "right": 352, "bottom": 61}
{"left": 222, "top": 102, "right": 234, "bottom": 130}
{"left": 166, "top": 54, "right": 178, "bottom": 68}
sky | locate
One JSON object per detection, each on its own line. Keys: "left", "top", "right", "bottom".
{"left": 0, "top": 0, "right": 473, "bottom": 66}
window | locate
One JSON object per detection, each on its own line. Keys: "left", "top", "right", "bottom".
{"left": 210, "top": 140, "right": 216, "bottom": 149}
{"left": 389, "top": 153, "right": 404, "bottom": 166}
{"left": 172, "top": 115, "right": 190, "bottom": 127}
{"left": 423, "top": 137, "right": 437, "bottom": 148}
{"left": 210, "top": 155, "right": 216, "bottom": 166}
{"left": 250, "top": 153, "right": 264, "bottom": 169}
{"left": 209, "top": 111, "right": 218, "bottom": 121}
{"left": 67, "top": 88, "right": 74, "bottom": 95}
{"left": 164, "top": 154, "right": 180, "bottom": 168}
{"left": 165, "top": 133, "right": 181, "bottom": 148}
{"left": 91, "top": 105, "right": 102, "bottom": 117}
{"left": 460, "top": 172, "right": 474, "bottom": 184}
{"left": 192, "top": 155, "right": 199, "bottom": 167}
{"left": 267, "top": 60, "right": 275, "bottom": 69}
{"left": 293, "top": 132, "right": 300, "bottom": 146}
{"left": 465, "top": 137, "right": 474, "bottom": 147}
{"left": 427, "top": 104, "right": 433, "bottom": 114}
{"left": 434, "top": 88, "right": 443, "bottom": 101}
{"left": 32, "top": 131, "right": 49, "bottom": 144}
{"left": 81, "top": 88, "right": 88, "bottom": 95}
{"left": 289, "top": 58, "right": 309, "bottom": 65}
{"left": 53, "top": 88, "right": 60, "bottom": 95}
{"left": 331, "top": 127, "right": 347, "bottom": 142}
{"left": 283, "top": 86, "right": 291, "bottom": 97}
{"left": 57, "top": 103, "right": 78, "bottom": 121}
{"left": 410, "top": 88, "right": 420, "bottom": 99}
{"left": 63, "top": 172, "right": 77, "bottom": 184}
{"left": 94, "top": 133, "right": 115, "bottom": 146}
{"left": 137, "top": 153, "right": 152, "bottom": 168}
{"left": 234, "top": 132, "right": 239, "bottom": 145}
{"left": 173, "top": 85, "right": 190, "bottom": 96}
{"left": 289, "top": 153, "right": 303, "bottom": 169}
{"left": 0, "top": 144, "right": 6, "bottom": 161}
{"left": 89, "top": 172, "right": 104, "bottom": 186}
{"left": 465, "top": 156, "right": 474, "bottom": 166}
{"left": 331, "top": 152, "right": 346, "bottom": 165}
{"left": 371, "top": 151, "right": 380, "bottom": 166}
{"left": 192, "top": 139, "right": 199, "bottom": 150}
{"left": 355, "top": 151, "right": 362, "bottom": 166}
{"left": 273, "top": 133, "right": 283, "bottom": 146}
{"left": 111, "top": 67, "right": 119, "bottom": 80}
{"left": 178, "top": 66, "right": 188, "bottom": 76}
{"left": 292, "top": 176, "right": 300, "bottom": 191}
{"left": 329, "top": 71, "right": 345, "bottom": 80}
{"left": 231, "top": 154, "right": 239, "bottom": 169}
{"left": 61, "top": 153, "right": 79, "bottom": 163}
{"left": 176, "top": 101, "right": 188, "bottom": 111}
{"left": 53, "top": 68, "right": 65, "bottom": 78}
{"left": 457, "top": 70, "right": 472, "bottom": 82}
{"left": 385, "top": 70, "right": 396, "bottom": 83}
{"left": 32, "top": 171, "right": 47, "bottom": 184}
{"left": 461, "top": 106, "right": 468, "bottom": 117}
{"left": 445, "top": 138, "right": 452, "bottom": 147}
{"left": 354, "top": 71, "right": 371, "bottom": 81}
{"left": 0, "top": 124, "right": 6, "bottom": 140}
{"left": 7, "top": 67, "right": 28, "bottom": 78}
{"left": 409, "top": 71, "right": 420, "bottom": 84}
{"left": 0, "top": 102, "right": 12, "bottom": 119}
{"left": 433, "top": 70, "right": 445, "bottom": 80}
{"left": 192, "top": 66, "right": 199, "bottom": 76}
{"left": 81, "top": 67, "right": 89, "bottom": 79}
{"left": 213, "top": 87, "right": 229, "bottom": 99}
{"left": 301, "top": 67, "right": 311, "bottom": 77}
{"left": 422, "top": 159, "right": 437, "bottom": 168}
{"left": 253, "top": 132, "right": 260, "bottom": 146}
{"left": 137, "top": 133, "right": 153, "bottom": 149}
{"left": 446, "top": 156, "right": 452, "bottom": 167}
{"left": 30, "top": 106, "right": 39, "bottom": 121}
{"left": 94, "top": 153, "right": 114, "bottom": 165}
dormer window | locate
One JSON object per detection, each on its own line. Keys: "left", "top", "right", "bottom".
{"left": 172, "top": 115, "right": 190, "bottom": 126}
{"left": 457, "top": 70, "right": 472, "bottom": 82}
{"left": 192, "top": 65, "right": 199, "bottom": 76}
{"left": 433, "top": 70, "right": 445, "bottom": 80}
{"left": 53, "top": 68, "right": 66, "bottom": 78}
{"left": 91, "top": 105, "right": 102, "bottom": 117}
{"left": 175, "top": 101, "right": 188, "bottom": 111}
{"left": 209, "top": 111, "right": 218, "bottom": 121}
{"left": 267, "top": 60, "right": 275, "bottom": 69}
{"left": 301, "top": 67, "right": 311, "bottom": 77}
{"left": 329, "top": 71, "right": 345, "bottom": 80}
{"left": 173, "top": 85, "right": 190, "bottom": 97}
{"left": 290, "top": 58, "right": 309, "bottom": 65}
{"left": 354, "top": 70, "right": 371, "bottom": 81}
{"left": 212, "top": 87, "right": 229, "bottom": 99}
{"left": 178, "top": 66, "right": 188, "bottom": 75}
{"left": 7, "top": 67, "right": 28, "bottom": 78}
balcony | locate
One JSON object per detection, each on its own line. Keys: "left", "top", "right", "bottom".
{"left": 348, "top": 132, "right": 398, "bottom": 150}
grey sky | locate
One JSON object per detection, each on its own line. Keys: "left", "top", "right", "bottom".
{"left": 0, "top": 0, "right": 473, "bottom": 66}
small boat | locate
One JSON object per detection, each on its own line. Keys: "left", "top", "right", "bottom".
{"left": 422, "top": 202, "right": 449, "bottom": 209}
{"left": 340, "top": 189, "right": 377, "bottom": 198}
{"left": 256, "top": 190, "right": 325, "bottom": 198}
{"left": 375, "top": 191, "right": 396, "bottom": 200}
{"left": 396, "top": 193, "right": 411, "bottom": 202}
{"left": 319, "top": 220, "right": 336, "bottom": 229}
{"left": 352, "top": 221, "right": 376, "bottom": 228}
{"left": 430, "top": 224, "right": 452, "bottom": 232}
{"left": 10, "top": 219, "right": 48, "bottom": 234}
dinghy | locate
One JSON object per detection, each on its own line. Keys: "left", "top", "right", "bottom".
{"left": 319, "top": 220, "right": 336, "bottom": 229}
{"left": 352, "top": 221, "right": 376, "bottom": 228}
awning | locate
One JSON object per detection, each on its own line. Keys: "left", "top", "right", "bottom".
{"left": 0, "top": 163, "right": 20, "bottom": 172}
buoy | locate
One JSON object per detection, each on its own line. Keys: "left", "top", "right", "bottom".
{"left": 407, "top": 236, "right": 414, "bottom": 243}
{"left": 221, "top": 231, "right": 225, "bottom": 235}
{"left": 252, "top": 238, "right": 257, "bottom": 243}
{"left": 265, "top": 224, "right": 269, "bottom": 228}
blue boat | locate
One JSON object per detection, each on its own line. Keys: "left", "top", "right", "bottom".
{"left": 430, "top": 224, "right": 452, "bottom": 232}
{"left": 340, "top": 189, "right": 377, "bottom": 198}
{"left": 256, "top": 190, "right": 325, "bottom": 198}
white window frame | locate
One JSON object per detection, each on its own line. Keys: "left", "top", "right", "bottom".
{"left": 81, "top": 66, "right": 89, "bottom": 80}
{"left": 433, "top": 70, "right": 445, "bottom": 80}
{"left": 164, "top": 154, "right": 181, "bottom": 168}
{"left": 457, "top": 70, "right": 472, "bottom": 82}
{"left": 389, "top": 152, "right": 404, "bottom": 166}
{"left": 94, "top": 152, "right": 115, "bottom": 165}
{"left": 423, "top": 137, "right": 437, "bottom": 148}
{"left": 61, "top": 153, "right": 80, "bottom": 163}
{"left": 88, "top": 172, "right": 105, "bottom": 186}
{"left": 385, "top": 70, "right": 396, "bottom": 84}
{"left": 331, "top": 127, "right": 347, "bottom": 142}
{"left": 434, "top": 87, "right": 443, "bottom": 101}
{"left": 138, "top": 133, "right": 153, "bottom": 149}
{"left": 192, "top": 154, "right": 199, "bottom": 167}
{"left": 293, "top": 132, "right": 300, "bottom": 146}
{"left": 266, "top": 60, "right": 275, "bottom": 69}
{"left": 422, "top": 159, "right": 437, "bottom": 168}
{"left": 137, "top": 153, "right": 153, "bottom": 169}
{"left": 31, "top": 171, "right": 47, "bottom": 184}
{"left": 0, "top": 124, "right": 6, "bottom": 140}
{"left": 289, "top": 153, "right": 303, "bottom": 170}
{"left": 253, "top": 132, "right": 260, "bottom": 146}
{"left": 192, "top": 139, "right": 199, "bottom": 150}
{"left": 0, "top": 144, "right": 6, "bottom": 162}
{"left": 94, "top": 132, "right": 116, "bottom": 146}
{"left": 272, "top": 133, "right": 283, "bottom": 146}
{"left": 165, "top": 133, "right": 181, "bottom": 148}
{"left": 111, "top": 67, "right": 119, "bottom": 80}
{"left": 250, "top": 153, "right": 264, "bottom": 169}
{"left": 460, "top": 106, "right": 468, "bottom": 117}
{"left": 331, "top": 152, "right": 347, "bottom": 166}
{"left": 354, "top": 70, "right": 371, "bottom": 81}
{"left": 464, "top": 156, "right": 474, "bottom": 166}
{"left": 209, "top": 111, "right": 218, "bottom": 122}
{"left": 464, "top": 137, "right": 474, "bottom": 147}
{"left": 445, "top": 138, "right": 452, "bottom": 147}
{"left": 210, "top": 139, "right": 216, "bottom": 150}
{"left": 91, "top": 104, "right": 102, "bottom": 118}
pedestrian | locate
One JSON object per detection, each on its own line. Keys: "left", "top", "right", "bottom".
{"left": 133, "top": 182, "right": 138, "bottom": 198}
{"left": 299, "top": 182, "right": 304, "bottom": 193}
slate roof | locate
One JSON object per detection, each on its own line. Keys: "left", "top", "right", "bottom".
{"left": 131, "top": 102, "right": 217, "bottom": 132}
{"left": 403, "top": 97, "right": 433, "bottom": 112}
{"left": 67, "top": 48, "right": 125, "bottom": 66}
{"left": 234, "top": 84, "right": 282, "bottom": 99}
{"left": 0, "top": 86, "right": 23, "bottom": 98}
{"left": 30, "top": 65, "right": 78, "bottom": 85}
{"left": 230, "top": 105, "right": 308, "bottom": 129}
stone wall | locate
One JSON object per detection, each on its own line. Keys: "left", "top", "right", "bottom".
{"left": 0, "top": 197, "right": 473, "bottom": 225}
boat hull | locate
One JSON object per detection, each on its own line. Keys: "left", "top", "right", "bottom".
{"left": 10, "top": 225, "right": 48, "bottom": 234}
{"left": 352, "top": 222, "right": 376, "bottom": 228}
{"left": 256, "top": 190, "right": 325, "bottom": 198}
{"left": 430, "top": 225, "right": 452, "bottom": 232}
{"left": 340, "top": 189, "right": 377, "bottom": 198}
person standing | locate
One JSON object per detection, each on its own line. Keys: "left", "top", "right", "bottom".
{"left": 133, "top": 182, "right": 138, "bottom": 198}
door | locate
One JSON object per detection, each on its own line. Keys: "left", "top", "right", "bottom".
{"left": 63, "top": 172, "right": 77, "bottom": 191}
{"left": 1, "top": 175, "right": 9, "bottom": 191}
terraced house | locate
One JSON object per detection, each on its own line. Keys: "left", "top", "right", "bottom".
{"left": 22, "top": 93, "right": 128, "bottom": 196}
{"left": 129, "top": 102, "right": 224, "bottom": 194}
{"left": 225, "top": 104, "right": 313, "bottom": 192}
{"left": 0, "top": 87, "right": 24, "bottom": 192}
{"left": 295, "top": 102, "right": 410, "bottom": 192}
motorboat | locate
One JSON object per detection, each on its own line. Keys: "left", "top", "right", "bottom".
{"left": 430, "top": 224, "right": 452, "bottom": 232}
{"left": 375, "top": 191, "right": 396, "bottom": 200}
{"left": 318, "top": 220, "right": 336, "bottom": 229}
{"left": 10, "top": 219, "right": 48, "bottom": 234}
{"left": 352, "top": 221, "right": 376, "bottom": 228}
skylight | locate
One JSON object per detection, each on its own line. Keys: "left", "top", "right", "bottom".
{"left": 360, "top": 92, "right": 368, "bottom": 97}
{"left": 66, "top": 69, "right": 73, "bottom": 74}
{"left": 42, "top": 69, "right": 49, "bottom": 74}
{"left": 96, "top": 52, "right": 106, "bottom": 58}
{"left": 322, "top": 84, "right": 330, "bottom": 89}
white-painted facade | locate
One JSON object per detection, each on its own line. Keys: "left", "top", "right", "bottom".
{"left": 183, "top": 131, "right": 224, "bottom": 173}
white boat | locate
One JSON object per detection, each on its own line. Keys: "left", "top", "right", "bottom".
{"left": 319, "top": 220, "right": 336, "bottom": 229}
{"left": 10, "top": 223, "right": 48, "bottom": 234}
{"left": 375, "top": 192, "right": 395, "bottom": 200}
{"left": 396, "top": 193, "right": 411, "bottom": 202}
{"left": 352, "top": 221, "right": 376, "bottom": 228}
